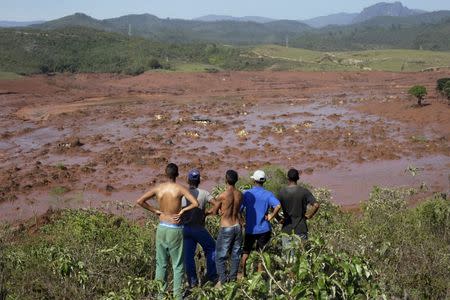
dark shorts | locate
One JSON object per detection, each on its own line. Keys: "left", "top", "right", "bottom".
{"left": 243, "top": 231, "right": 272, "bottom": 254}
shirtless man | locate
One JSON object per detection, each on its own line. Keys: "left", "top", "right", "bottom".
{"left": 208, "top": 170, "right": 243, "bottom": 285}
{"left": 136, "top": 163, "right": 198, "bottom": 300}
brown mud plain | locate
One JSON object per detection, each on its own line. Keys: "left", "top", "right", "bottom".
{"left": 0, "top": 71, "right": 449, "bottom": 223}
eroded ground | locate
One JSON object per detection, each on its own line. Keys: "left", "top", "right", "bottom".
{"left": 1, "top": 71, "right": 449, "bottom": 222}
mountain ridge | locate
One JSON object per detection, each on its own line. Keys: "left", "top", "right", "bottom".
{"left": 0, "top": 20, "right": 45, "bottom": 27}
{"left": 194, "top": 15, "right": 275, "bottom": 23}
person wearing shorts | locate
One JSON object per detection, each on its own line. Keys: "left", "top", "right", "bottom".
{"left": 240, "top": 170, "right": 281, "bottom": 277}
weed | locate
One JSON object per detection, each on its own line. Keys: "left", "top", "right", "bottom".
{"left": 50, "top": 186, "right": 69, "bottom": 196}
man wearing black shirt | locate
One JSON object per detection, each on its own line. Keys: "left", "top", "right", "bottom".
{"left": 278, "top": 168, "right": 320, "bottom": 242}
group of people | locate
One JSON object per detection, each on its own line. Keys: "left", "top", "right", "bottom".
{"left": 136, "top": 163, "right": 320, "bottom": 299}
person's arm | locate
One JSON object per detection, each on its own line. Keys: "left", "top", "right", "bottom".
{"left": 305, "top": 202, "right": 320, "bottom": 219}
{"left": 266, "top": 204, "right": 281, "bottom": 221}
{"left": 266, "top": 195, "right": 281, "bottom": 222}
{"left": 136, "top": 188, "right": 162, "bottom": 215}
{"left": 305, "top": 191, "right": 320, "bottom": 219}
{"left": 204, "top": 193, "right": 216, "bottom": 216}
{"left": 175, "top": 186, "right": 199, "bottom": 220}
{"left": 207, "top": 195, "right": 222, "bottom": 215}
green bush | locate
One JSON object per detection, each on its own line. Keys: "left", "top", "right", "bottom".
{"left": 436, "top": 77, "right": 450, "bottom": 92}
{"left": 443, "top": 81, "right": 450, "bottom": 101}
{"left": 335, "top": 188, "right": 450, "bottom": 299}
{"left": 188, "top": 236, "right": 383, "bottom": 299}
{"left": 2, "top": 210, "right": 157, "bottom": 299}
{"left": 408, "top": 85, "right": 427, "bottom": 106}
{"left": 148, "top": 58, "right": 162, "bottom": 69}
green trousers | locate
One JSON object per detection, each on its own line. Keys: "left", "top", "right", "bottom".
{"left": 155, "top": 224, "right": 184, "bottom": 300}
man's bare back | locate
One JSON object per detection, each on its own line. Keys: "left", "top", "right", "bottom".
{"left": 211, "top": 186, "right": 242, "bottom": 227}
{"left": 137, "top": 181, "right": 198, "bottom": 224}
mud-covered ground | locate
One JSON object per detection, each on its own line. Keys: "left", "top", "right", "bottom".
{"left": 1, "top": 71, "right": 449, "bottom": 222}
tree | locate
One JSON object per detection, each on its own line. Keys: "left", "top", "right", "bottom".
{"left": 408, "top": 85, "right": 427, "bottom": 106}
{"left": 436, "top": 78, "right": 450, "bottom": 93}
{"left": 443, "top": 81, "right": 450, "bottom": 101}
{"left": 148, "top": 58, "right": 162, "bottom": 69}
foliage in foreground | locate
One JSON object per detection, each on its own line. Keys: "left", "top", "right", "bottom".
{"left": 1, "top": 168, "right": 449, "bottom": 299}
{"left": 188, "top": 236, "right": 381, "bottom": 300}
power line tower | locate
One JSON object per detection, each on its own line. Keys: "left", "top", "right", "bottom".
{"left": 128, "top": 24, "right": 132, "bottom": 37}
{"left": 285, "top": 35, "right": 289, "bottom": 48}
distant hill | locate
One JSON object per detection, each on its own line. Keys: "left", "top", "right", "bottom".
{"left": 0, "top": 20, "right": 45, "bottom": 27}
{"left": 34, "top": 13, "right": 108, "bottom": 30}
{"left": 359, "top": 10, "right": 450, "bottom": 27}
{"left": 33, "top": 13, "right": 311, "bottom": 44}
{"left": 194, "top": 15, "right": 275, "bottom": 23}
{"left": 352, "top": 1, "right": 423, "bottom": 24}
{"left": 302, "top": 13, "right": 358, "bottom": 28}
{"left": 292, "top": 15, "right": 450, "bottom": 51}
{"left": 301, "top": 1, "right": 427, "bottom": 28}
{"left": 28, "top": 5, "right": 450, "bottom": 51}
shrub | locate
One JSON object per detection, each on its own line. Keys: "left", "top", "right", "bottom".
{"left": 148, "top": 58, "right": 162, "bottom": 69}
{"left": 188, "top": 236, "right": 383, "bottom": 299}
{"left": 408, "top": 85, "right": 427, "bottom": 106}
{"left": 124, "top": 65, "right": 145, "bottom": 76}
{"left": 443, "top": 81, "right": 450, "bottom": 100}
{"left": 436, "top": 78, "right": 450, "bottom": 92}
{"left": 2, "top": 210, "right": 157, "bottom": 299}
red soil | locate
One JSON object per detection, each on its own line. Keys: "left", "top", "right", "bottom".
{"left": 1, "top": 71, "right": 449, "bottom": 223}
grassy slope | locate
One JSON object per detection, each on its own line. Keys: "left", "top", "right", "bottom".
{"left": 0, "top": 71, "right": 22, "bottom": 80}
{"left": 252, "top": 45, "right": 450, "bottom": 71}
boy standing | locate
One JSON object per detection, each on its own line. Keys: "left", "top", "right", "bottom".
{"left": 136, "top": 163, "right": 198, "bottom": 300}
{"left": 240, "top": 170, "right": 281, "bottom": 277}
{"left": 181, "top": 169, "right": 218, "bottom": 287}
{"left": 209, "top": 170, "right": 243, "bottom": 285}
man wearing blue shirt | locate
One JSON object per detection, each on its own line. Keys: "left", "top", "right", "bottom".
{"left": 240, "top": 170, "right": 281, "bottom": 277}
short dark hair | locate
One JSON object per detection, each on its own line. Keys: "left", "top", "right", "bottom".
{"left": 188, "top": 178, "right": 200, "bottom": 187}
{"left": 287, "top": 168, "right": 299, "bottom": 182}
{"left": 225, "top": 170, "right": 238, "bottom": 185}
{"left": 165, "top": 163, "right": 179, "bottom": 180}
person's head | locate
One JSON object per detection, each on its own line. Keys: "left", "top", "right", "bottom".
{"left": 165, "top": 163, "right": 179, "bottom": 181}
{"left": 225, "top": 169, "right": 238, "bottom": 186}
{"left": 250, "top": 170, "right": 266, "bottom": 185}
{"left": 287, "top": 168, "right": 300, "bottom": 183}
{"left": 188, "top": 169, "right": 201, "bottom": 187}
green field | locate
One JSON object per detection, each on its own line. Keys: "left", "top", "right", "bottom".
{"left": 171, "top": 62, "right": 222, "bottom": 72}
{"left": 252, "top": 45, "right": 450, "bottom": 72}
{"left": 0, "top": 71, "right": 22, "bottom": 80}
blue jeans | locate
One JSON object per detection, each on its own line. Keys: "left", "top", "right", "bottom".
{"left": 281, "top": 233, "right": 308, "bottom": 263}
{"left": 215, "top": 224, "right": 242, "bottom": 284}
{"left": 183, "top": 225, "right": 217, "bottom": 287}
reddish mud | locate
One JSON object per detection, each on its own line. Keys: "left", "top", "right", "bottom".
{"left": 0, "top": 71, "right": 449, "bottom": 223}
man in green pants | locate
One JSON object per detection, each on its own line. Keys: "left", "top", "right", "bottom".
{"left": 136, "top": 163, "right": 199, "bottom": 299}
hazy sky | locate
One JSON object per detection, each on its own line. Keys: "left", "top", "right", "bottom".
{"left": 1, "top": 0, "right": 449, "bottom": 21}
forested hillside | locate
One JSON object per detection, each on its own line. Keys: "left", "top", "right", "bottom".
{"left": 30, "top": 11, "right": 450, "bottom": 51}
{"left": 0, "top": 27, "right": 270, "bottom": 74}
{"left": 292, "top": 16, "right": 450, "bottom": 51}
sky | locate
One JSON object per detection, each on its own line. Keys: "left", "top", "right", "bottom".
{"left": 1, "top": 0, "right": 449, "bottom": 21}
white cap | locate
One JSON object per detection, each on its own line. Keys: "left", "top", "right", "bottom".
{"left": 250, "top": 170, "right": 266, "bottom": 182}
